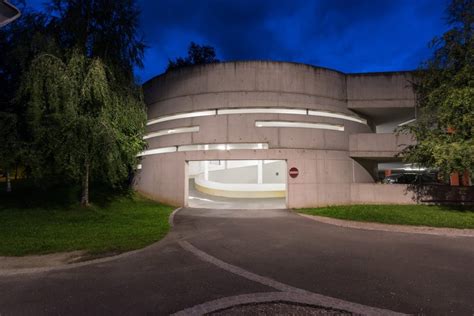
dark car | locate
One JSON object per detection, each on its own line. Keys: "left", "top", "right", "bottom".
{"left": 383, "top": 173, "right": 437, "bottom": 184}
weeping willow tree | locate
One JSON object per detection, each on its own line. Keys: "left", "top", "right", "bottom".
{"left": 19, "top": 51, "right": 146, "bottom": 206}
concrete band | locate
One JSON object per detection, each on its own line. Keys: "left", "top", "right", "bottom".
{"left": 135, "top": 61, "right": 416, "bottom": 207}
{"left": 146, "top": 107, "right": 367, "bottom": 126}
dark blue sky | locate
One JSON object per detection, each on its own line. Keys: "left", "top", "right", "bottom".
{"left": 30, "top": 0, "right": 450, "bottom": 82}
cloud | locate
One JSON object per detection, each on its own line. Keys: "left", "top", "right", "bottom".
{"left": 29, "top": 0, "right": 452, "bottom": 81}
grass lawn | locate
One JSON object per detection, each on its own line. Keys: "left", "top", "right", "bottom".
{"left": 298, "top": 204, "right": 474, "bottom": 229}
{"left": 0, "top": 181, "right": 174, "bottom": 256}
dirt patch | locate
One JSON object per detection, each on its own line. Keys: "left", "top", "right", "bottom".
{"left": 0, "top": 251, "right": 87, "bottom": 270}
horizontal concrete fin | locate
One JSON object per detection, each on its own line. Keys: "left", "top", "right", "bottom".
{"left": 349, "top": 133, "right": 415, "bottom": 158}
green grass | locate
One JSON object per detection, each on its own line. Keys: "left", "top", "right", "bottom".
{"left": 0, "top": 181, "right": 174, "bottom": 256}
{"left": 298, "top": 204, "right": 474, "bottom": 229}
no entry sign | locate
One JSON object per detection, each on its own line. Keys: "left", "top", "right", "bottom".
{"left": 289, "top": 167, "right": 299, "bottom": 178}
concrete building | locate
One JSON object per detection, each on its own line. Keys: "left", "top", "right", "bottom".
{"left": 135, "top": 61, "right": 420, "bottom": 208}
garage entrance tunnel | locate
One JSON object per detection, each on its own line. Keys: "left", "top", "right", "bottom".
{"left": 186, "top": 160, "right": 287, "bottom": 209}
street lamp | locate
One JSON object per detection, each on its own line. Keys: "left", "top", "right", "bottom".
{"left": 0, "top": 0, "right": 20, "bottom": 28}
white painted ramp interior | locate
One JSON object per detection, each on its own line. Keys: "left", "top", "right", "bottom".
{"left": 187, "top": 160, "right": 287, "bottom": 209}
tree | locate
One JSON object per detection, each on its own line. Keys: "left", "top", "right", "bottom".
{"left": 0, "top": 5, "right": 56, "bottom": 192}
{"left": 18, "top": 51, "right": 146, "bottom": 206}
{"left": 0, "top": 0, "right": 147, "bottom": 199}
{"left": 0, "top": 113, "right": 18, "bottom": 192}
{"left": 400, "top": 0, "right": 474, "bottom": 178}
{"left": 47, "top": 0, "right": 146, "bottom": 84}
{"left": 167, "top": 42, "right": 219, "bottom": 71}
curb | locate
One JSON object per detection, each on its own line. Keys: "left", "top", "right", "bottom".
{"left": 299, "top": 213, "right": 474, "bottom": 238}
{"left": 0, "top": 207, "right": 182, "bottom": 277}
{"left": 169, "top": 207, "right": 182, "bottom": 227}
{"left": 171, "top": 291, "right": 407, "bottom": 316}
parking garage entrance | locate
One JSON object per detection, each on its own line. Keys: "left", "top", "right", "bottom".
{"left": 186, "top": 160, "right": 287, "bottom": 209}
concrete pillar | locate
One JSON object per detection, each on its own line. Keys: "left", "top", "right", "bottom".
{"left": 204, "top": 161, "right": 209, "bottom": 181}
{"left": 257, "top": 160, "right": 263, "bottom": 184}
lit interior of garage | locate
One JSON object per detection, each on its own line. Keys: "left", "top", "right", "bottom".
{"left": 187, "top": 160, "right": 287, "bottom": 209}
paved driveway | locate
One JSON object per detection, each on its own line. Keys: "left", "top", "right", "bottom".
{"left": 0, "top": 208, "right": 473, "bottom": 315}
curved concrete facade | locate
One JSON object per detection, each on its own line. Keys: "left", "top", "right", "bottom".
{"left": 135, "top": 61, "right": 416, "bottom": 207}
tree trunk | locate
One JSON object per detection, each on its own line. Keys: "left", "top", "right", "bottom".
{"left": 81, "top": 162, "right": 90, "bottom": 207}
{"left": 6, "top": 168, "right": 11, "bottom": 193}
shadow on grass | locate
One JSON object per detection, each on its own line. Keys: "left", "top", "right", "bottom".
{"left": 0, "top": 180, "right": 131, "bottom": 210}
{"left": 406, "top": 184, "right": 474, "bottom": 212}
{"left": 436, "top": 204, "right": 474, "bottom": 212}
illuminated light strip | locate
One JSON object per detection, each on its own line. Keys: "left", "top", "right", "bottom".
{"left": 137, "top": 143, "right": 269, "bottom": 157}
{"left": 217, "top": 108, "right": 307, "bottom": 115}
{"left": 178, "top": 143, "right": 269, "bottom": 152}
{"left": 255, "top": 121, "right": 344, "bottom": 131}
{"left": 143, "top": 126, "right": 200, "bottom": 140}
{"left": 146, "top": 108, "right": 367, "bottom": 126}
{"left": 308, "top": 110, "right": 367, "bottom": 124}
{"left": 146, "top": 110, "right": 216, "bottom": 125}
{"left": 398, "top": 118, "right": 416, "bottom": 127}
{"left": 138, "top": 147, "right": 177, "bottom": 157}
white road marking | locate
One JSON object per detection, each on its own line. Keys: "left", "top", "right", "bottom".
{"left": 179, "top": 240, "right": 305, "bottom": 293}
{"left": 178, "top": 240, "right": 408, "bottom": 316}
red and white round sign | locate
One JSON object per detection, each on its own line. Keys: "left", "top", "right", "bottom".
{"left": 289, "top": 167, "right": 299, "bottom": 178}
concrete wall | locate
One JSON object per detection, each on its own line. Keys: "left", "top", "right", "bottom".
{"left": 349, "top": 133, "right": 415, "bottom": 158}
{"left": 207, "top": 161, "right": 286, "bottom": 184}
{"left": 347, "top": 72, "right": 415, "bottom": 109}
{"left": 135, "top": 148, "right": 363, "bottom": 207}
{"left": 263, "top": 161, "right": 287, "bottom": 183}
{"left": 144, "top": 61, "right": 350, "bottom": 118}
{"left": 351, "top": 184, "right": 415, "bottom": 204}
{"left": 188, "top": 160, "right": 226, "bottom": 177}
{"left": 209, "top": 164, "right": 258, "bottom": 183}
{"left": 136, "top": 61, "right": 418, "bottom": 207}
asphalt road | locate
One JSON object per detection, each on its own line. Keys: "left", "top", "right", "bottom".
{"left": 0, "top": 207, "right": 473, "bottom": 315}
